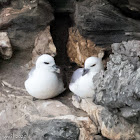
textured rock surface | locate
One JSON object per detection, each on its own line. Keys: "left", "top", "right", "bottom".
{"left": 75, "top": 0, "right": 140, "bottom": 46}
{"left": 0, "top": 32, "right": 12, "bottom": 59}
{"left": 108, "top": 0, "right": 140, "bottom": 19}
{"left": 0, "top": 92, "right": 98, "bottom": 140}
{"left": 48, "top": 0, "right": 75, "bottom": 13}
{"left": 67, "top": 27, "right": 105, "bottom": 66}
{"left": 93, "top": 135, "right": 107, "bottom": 140}
{"left": 21, "top": 119, "right": 80, "bottom": 140}
{"left": 1, "top": 1, "right": 140, "bottom": 140}
{"left": 0, "top": 0, "right": 54, "bottom": 50}
{"left": 93, "top": 40, "right": 140, "bottom": 119}
{"left": 0, "top": 0, "right": 10, "bottom": 6}
{"left": 72, "top": 96, "right": 140, "bottom": 140}
{"left": 32, "top": 26, "right": 56, "bottom": 64}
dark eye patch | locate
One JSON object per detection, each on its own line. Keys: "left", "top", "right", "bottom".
{"left": 44, "top": 62, "right": 50, "bottom": 64}
{"left": 91, "top": 64, "right": 96, "bottom": 67}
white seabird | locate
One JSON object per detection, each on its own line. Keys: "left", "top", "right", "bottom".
{"left": 25, "top": 54, "right": 65, "bottom": 99}
{"left": 69, "top": 56, "right": 104, "bottom": 98}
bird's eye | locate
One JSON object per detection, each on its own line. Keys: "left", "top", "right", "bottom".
{"left": 44, "top": 62, "right": 49, "bottom": 64}
{"left": 91, "top": 64, "right": 96, "bottom": 67}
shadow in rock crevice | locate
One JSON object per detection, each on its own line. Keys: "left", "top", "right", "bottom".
{"left": 50, "top": 13, "right": 73, "bottom": 66}
{"left": 50, "top": 13, "right": 77, "bottom": 87}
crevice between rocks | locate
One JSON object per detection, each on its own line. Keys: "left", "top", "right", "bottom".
{"left": 50, "top": 12, "right": 72, "bottom": 66}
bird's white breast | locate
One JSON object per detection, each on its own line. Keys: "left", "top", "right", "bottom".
{"left": 25, "top": 69, "right": 59, "bottom": 99}
{"left": 69, "top": 72, "right": 96, "bottom": 98}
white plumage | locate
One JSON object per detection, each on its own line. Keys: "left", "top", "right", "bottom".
{"left": 69, "top": 56, "right": 103, "bottom": 98}
{"left": 25, "top": 54, "right": 65, "bottom": 99}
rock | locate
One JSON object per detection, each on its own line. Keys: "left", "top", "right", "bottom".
{"left": 0, "top": 32, "right": 12, "bottom": 59}
{"left": 72, "top": 96, "right": 140, "bottom": 140}
{"left": 55, "top": 115, "right": 98, "bottom": 140}
{"left": 93, "top": 135, "right": 107, "bottom": 140}
{"left": 0, "top": 93, "right": 98, "bottom": 140}
{"left": 48, "top": 0, "right": 75, "bottom": 13}
{"left": 69, "top": 40, "right": 140, "bottom": 139}
{"left": 93, "top": 40, "right": 140, "bottom": 119}
{"left": 0, "top": 0, "right": 54, "bottom": 50}
{"left": 17, "top": 119, "right": 80, "bottom": 140}
{"left": 67, "top": 27, "right": 105, "bottom": 66}
{"left": 0, "top": 0, "right": 10, "bottom": 6}
{"left": 32, "top": 26, "right": 56, "bottom": 64}
{"left": 75, "top": 0, "right": 140, "bottom": 46}
{"left": 34, "top": 100, "right": 72, "bottom": 117}
{"left": 108, "top": 0, "right": 140, "bottom": 19}
{"left": 17, "top": 0, "right": 39, "bottom": 9}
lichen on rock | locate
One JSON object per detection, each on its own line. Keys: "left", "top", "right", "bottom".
{"left": 72, "top": 96, "right": 140, "bottom": 140}
{"left": 93, "top": 40, "right": 140, "bottom": 119}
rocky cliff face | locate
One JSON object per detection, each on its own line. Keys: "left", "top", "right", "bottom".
{"left": 72, "top": 95, "right": 140, "bottom": 140}
{"left": 74, "top": 0, "right": 140, "bottom": 46}
{"left": 0, "top": 0, "right": 54, "bottom": 50}
{"left": 93, "top": 40, "right": 140, "bottom": 120}
{"left": 0, "top": 0, "right": 140, "bottom": 140}
{"left": 71, "top": 40, "right": 140, "bottom": 139}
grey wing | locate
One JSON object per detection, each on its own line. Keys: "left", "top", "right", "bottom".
{"left": 70, "top": 68, "right": 83, "bottom": 83}
{"left": 28, "top": 66, "right": 36, "bottom": 78}
{"left": 55, "top": 70, "right": 66, "bottom": 93}
{"left": 56, "top": 73, "right": 63, "bottom": 83}
{"left": 54, "top": 67, "right": 66, "bottom": 87}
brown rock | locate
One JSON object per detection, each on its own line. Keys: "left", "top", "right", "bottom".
{"left": 0, "top": 32, "right": 12, "bottom": 59}
{"left": 32, "top": 26, "right": 56, "bottom": 64}
{"left": 67, "top": 27, "right": 105, "bottom": 67}
{"left": 72, "top": 96, "right": 140, "bottom": 140}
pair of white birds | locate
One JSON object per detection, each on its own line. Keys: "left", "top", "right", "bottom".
{"left": 25, "top": 54, "right": 103, "bottom": 99}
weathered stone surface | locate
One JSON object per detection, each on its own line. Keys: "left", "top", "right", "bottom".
{"left": 0, "top": 93, "right": 98, "bottom": 140}
{"left": 32, "top": 26, "right": 56, "bottom": 64}
{"left": 67, "top": 27, "right": 105, "bottom": 66}
{"left": 75, "top": 0, "right": 140, "bottom": 46}
{"left": 15, "top": 119, "right": 80, "bottom": 140}
{"left": 93, "top": 135, "right": 107, "bottom": 140}
{"left": 16, "top": 0, "right": 39, "bottom": 9}
{"left": 35, "top": 100, "right": 72, "bottom": 117}
{"left": 72, "top": 96, "right": 140, "bottom": 140}
{"left": 48, "top": 0, "right": 75, "bottom": 13}
{"left": 0, "top": 0, "right": 54, "bottom": 50}
{"left": 0, "top": 0, "right": 10, "bottom": 6}
{"left": 108, "top": 0, "right": 140, "bottom": 19}
{"left": 93, "top": 40, "right": 140, "bottom": 119}
{"left": 0, "top": 32, "right": 12, "bottom": 59}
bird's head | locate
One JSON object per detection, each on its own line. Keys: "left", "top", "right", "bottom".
{"left": 36, "top": 54, "right": 60, "bottom": 73}
{"left": 82, "top": 56, "right": 103, "bottom": 76}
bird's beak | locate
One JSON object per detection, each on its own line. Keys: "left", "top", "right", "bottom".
{"left": 52, "top": 64, "right": 60, "bottom": 73}
{"left": 82, "top": 68, "right": 89, "bottom": 76}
